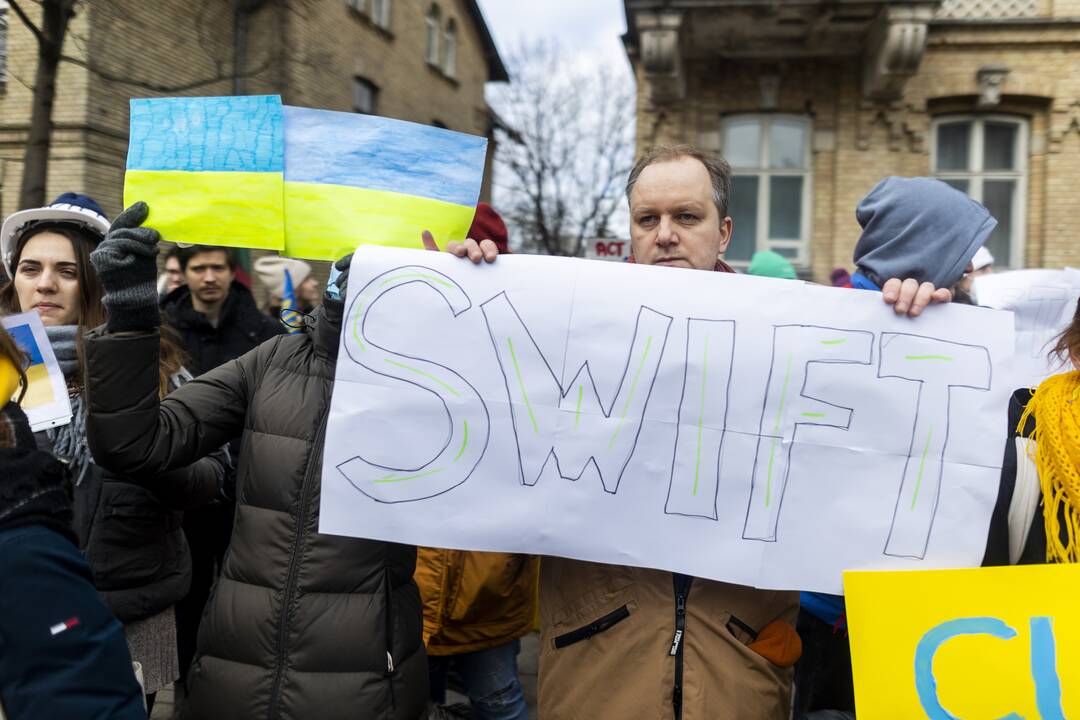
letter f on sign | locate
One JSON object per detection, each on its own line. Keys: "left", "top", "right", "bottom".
{"left": 743, "top": 325, "right": 873, "bottom": 542}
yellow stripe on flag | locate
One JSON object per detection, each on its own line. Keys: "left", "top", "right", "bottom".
{"left": 283, "top": 181, "right": 478, "bottom": 261}
{"left": 124, "top": 169, "right": 284, "bottom": 250}
{"left": 21, "top": 363, "right": 55, "bottom": 410}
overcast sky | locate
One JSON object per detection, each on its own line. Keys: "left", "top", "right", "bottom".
{"left": 477, "top": 0, "right": 631, "bottom": 77}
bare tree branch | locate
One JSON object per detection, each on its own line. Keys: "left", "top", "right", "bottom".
{"left": 490, "top": 40, "right": 634, "bottom": 256}
{"left": 7, "top": 0, "right": 46, "bottom": 47}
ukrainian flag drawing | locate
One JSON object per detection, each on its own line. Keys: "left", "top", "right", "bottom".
{"left": 124, "top": 95, "right": 285, "bottom": 250}
{"left": 282, "top": 106, "right": 487, "bottom": 261}
{"left": 7, "top": 322, "right": 54, "bottom": 408}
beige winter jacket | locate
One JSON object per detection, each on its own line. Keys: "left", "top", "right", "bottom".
{"left": 538, "top": 559, "right": 799, "bottom": 720}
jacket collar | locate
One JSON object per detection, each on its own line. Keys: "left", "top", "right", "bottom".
{"left": 311, "top": 301, "right": 341, "bottom": 363}
{"left": 164, "top": 283, "right": 260, "bottom": 330}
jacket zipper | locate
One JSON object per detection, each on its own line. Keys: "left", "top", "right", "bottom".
{"left": 384, "top": 567, "right": 397, "bottom": 709}
{"left": 552, "top": 604, "right": 631, "bottom": 649}
{"left": 266, "top": 411, "right": 330, "bottom": 720}
{"left": 671, "top": 573, "right": 693, "bottom": 720}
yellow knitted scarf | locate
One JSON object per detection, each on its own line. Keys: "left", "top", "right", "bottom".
{"left": 1018, "top": 370, "right": 1080, "bottom": 563}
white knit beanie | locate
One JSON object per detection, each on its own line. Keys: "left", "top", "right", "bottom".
{"left": 253, "top": 255, "right": 312, "bottom": 299}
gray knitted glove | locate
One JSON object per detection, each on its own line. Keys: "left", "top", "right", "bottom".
{"left": 89, "top": 202, "right": 161, "bottom": 333}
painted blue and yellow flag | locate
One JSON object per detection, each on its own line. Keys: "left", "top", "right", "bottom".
{"left": 2, "top": 311, "right": 72, "bottom": 431}
{"left": 7, "top": 322, "right": 53, "bottom": 406}
{"left": 122, "top": 95, "right": 488, "bottom": 261}
{"left": 282, "top": 106, "right": 487, "bottom": 260}
{"left": 124, "top": 95, "right": 285, "bottom": 250}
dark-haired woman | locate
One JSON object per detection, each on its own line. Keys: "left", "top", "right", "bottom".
{"left": 1, "top": 193, "right": 229, "bottom": 711}
{"left": 984, "top": 297, "right": 1080, "bottom": 566}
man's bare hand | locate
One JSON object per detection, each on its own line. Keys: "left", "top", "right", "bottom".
{"left": 881, "top": 278, "right": 952, "bottom": 318}
{"left": 422, "top": 230, "right": 499, "bottom": 263}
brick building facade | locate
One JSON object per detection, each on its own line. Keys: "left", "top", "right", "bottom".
{"left": 623, "top": 0, "right": 1080, "bottom": 281}
{"left": 0, "top": 0, "right": 504, "bottom": 284}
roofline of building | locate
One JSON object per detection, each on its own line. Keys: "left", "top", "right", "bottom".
{"left": 930, "top": 15, "right": 1080, "bottom": 28}
{"left": 622, "top": 0, "right": 1080, "bottom": 50}
{"left": 464, "top": 0, "right": 510, "bottom": 82}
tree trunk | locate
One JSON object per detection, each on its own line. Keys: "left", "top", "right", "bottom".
{"left": 19, "top": 1, "right": 73, "bottom": 209}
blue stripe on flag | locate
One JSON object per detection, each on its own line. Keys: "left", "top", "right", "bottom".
{"left": 283, "top": 106, "right": 487, "bottom": 207}
{"left": 128, "top": 96, "right": 284, "bottom": 173}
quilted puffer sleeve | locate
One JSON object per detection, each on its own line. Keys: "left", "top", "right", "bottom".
{"left": 83, "top": 328, "right": 271, "bottom": 477}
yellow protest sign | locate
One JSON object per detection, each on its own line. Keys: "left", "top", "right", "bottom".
{"left": 845, "top": 564, "right": 1080, "bottom": 719}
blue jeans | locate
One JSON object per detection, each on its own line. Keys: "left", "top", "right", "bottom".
{"left": 428, "top": 639, "right": 528, "bottom": 720}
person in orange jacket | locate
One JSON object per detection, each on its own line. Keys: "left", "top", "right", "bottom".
{"left": 416, "top": 204, "right": 538, "bottom": 720}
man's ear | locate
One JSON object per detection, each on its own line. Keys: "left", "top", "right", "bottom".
{"left": 717, "top": 216, "right": 733, "bottom": 254}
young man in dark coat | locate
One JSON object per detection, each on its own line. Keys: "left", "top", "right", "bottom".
{"left": 84, "top": 204, "right": 426, "bottom": 719}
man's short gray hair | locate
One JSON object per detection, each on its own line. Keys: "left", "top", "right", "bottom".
{"left": 625, "top": 145, "right": 733, "bottom": 219}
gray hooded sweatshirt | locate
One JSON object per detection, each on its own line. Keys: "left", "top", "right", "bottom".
{"left": 853, "top": 176, "right": 997, "bottom": 289}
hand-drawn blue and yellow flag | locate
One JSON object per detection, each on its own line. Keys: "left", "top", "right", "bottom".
{"left": 124, "top": 95, "right": 285, "bottom": 250}
{"left": 282, "top": 107, "right": 487, "bottom": 261}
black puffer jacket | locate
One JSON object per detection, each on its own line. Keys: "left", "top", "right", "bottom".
{"left": 161, "top": 282, "right": 283, "bottom": 377}
{"left": 67, "top": 438, "right": 226, "bottom": 623}
{"left": 83, "top": 306, "right": 427, "bottom": 719}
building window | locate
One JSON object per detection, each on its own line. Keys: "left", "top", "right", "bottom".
{"left": 932, "top": 115, "right": 1028, "bottom": 268}
{"left": 353, "top": 76, "right": 378, "bottom": 115}
{"left": 442, "top": 19, "right": 457, "bottom": 77}
{"left": 425, "top": 4, "right": 441, "bottom": 66}
{"left": 721, "top": 114, "right": 812, "bottom": 265}
{"left": 345, "top": 0, "right": 367, "bottom": 14}
{"left": 371, "top": 0, "right": 391, "bottom": 29}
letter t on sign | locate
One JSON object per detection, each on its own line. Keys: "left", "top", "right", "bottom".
{"left": 879, "top": 333, "right": 991, "bottom": 559}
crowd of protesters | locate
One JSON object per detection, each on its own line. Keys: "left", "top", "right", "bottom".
{"left": 0, "top": 144, "right": 1077, "bottom": 720}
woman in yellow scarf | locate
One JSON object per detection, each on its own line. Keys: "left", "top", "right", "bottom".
{"left": 984, "top": 298, "right": 1080, "bottom": 565}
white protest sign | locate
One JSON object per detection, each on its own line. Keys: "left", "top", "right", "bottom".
{"left": 320, "top": 247, "right": 1016, "bottom": 593}
{"left": 974, "top": 268, "right": 1080, "bottom": 389}
{"left": 2, "top": 311, "right": 72, "bottom": 431}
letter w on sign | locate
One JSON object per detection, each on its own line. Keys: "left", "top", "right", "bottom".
{"left": 481, "top": 292, "right": 672, "bottom": 493}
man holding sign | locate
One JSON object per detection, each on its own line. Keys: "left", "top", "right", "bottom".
{"left": 446, "top": 145, "right": 960, "bottom": 720}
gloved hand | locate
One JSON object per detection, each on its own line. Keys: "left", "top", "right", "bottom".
{"left": 89, "top": 202, "right": 161, "bottom": 333}
{"left": 325, "top": 252, "right": 353, "bottom": 304}
{"left": 318, "top": 253, "right": 353, "bottom": 347}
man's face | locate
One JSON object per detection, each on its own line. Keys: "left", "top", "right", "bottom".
{"left": 164, "top": 256, "right": 185, "bottom": 293}
{"left": 629, "top": 157, "right": 732, "bottom": 270}
{"left": 184, "top": 250, "right": 234, "bottom": 305}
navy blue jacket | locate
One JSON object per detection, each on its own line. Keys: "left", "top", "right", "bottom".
{"left": 0, "top": 524, "right": 145, "bottom": 719}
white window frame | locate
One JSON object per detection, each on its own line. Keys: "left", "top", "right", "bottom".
{"left": 930, "top": 114, "right": 1029, "bottom": 269}
{"left": 721, "top": 114, "right": 813, "bottom": 267}
{"left": 371, "top": 0, "right": 391, "bottom": 29}
{"left": 425, "top": 5, "right": 441, "bottom": 66}
{"left": 442, "top": 19, "right": 457, "bottom": 78}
